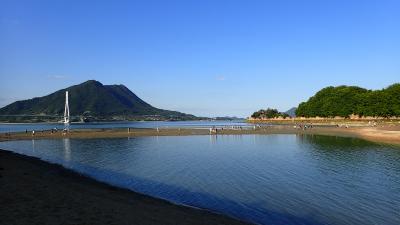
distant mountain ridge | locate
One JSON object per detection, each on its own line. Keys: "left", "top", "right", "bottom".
{"left": 285, "top": 107, "right": 297, "bottom": 118}
{"left": 0, "top": 80, "right": 198, "bottom": 121}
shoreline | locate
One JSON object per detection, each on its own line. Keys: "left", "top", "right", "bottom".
{"left": 1, "top": 125, "right": 399, "bottom": 224}
{"left": 1, "top": 125, "right": 400, "bottom": 145}
{"left": 0, "top": 149, "right": 254, "bottom": 225}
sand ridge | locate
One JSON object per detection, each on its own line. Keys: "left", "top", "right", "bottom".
{"left": 1, "top": 125, "right": 400, "bottom": 145}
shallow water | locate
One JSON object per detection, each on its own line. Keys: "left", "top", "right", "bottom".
{"left": 0, "top": 134, "right": 399, "bottom": 225}
{"left": 0, "top": 120, "right": 249, "bottom": 133}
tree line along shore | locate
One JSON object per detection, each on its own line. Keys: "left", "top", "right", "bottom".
{"left": 251, "top": 83, "right": 400, "bottom": 120}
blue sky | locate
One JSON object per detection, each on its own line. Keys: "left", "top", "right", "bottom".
{"left": 1, "top": 0, "right": 399, "bottom": 117}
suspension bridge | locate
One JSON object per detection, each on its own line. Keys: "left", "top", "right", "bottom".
{"left": 0, "top": 91, "right": 72, "bottom": 130}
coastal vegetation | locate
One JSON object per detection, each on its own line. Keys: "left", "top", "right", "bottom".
{"left": 251, "top": 108, "right": 290, "bottom": 119}
{"left": 250, "top": 84, "right": 400, "bottom": 120}
{"left": 296, "top": 84, "right": 400, "bottom": 118}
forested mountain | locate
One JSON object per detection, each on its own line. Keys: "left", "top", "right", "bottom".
{"left": 0, "top": 80, "right": 198, "bottom": 121}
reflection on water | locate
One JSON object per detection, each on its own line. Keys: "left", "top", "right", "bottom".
{"left": 31, "top": 139, "right": 35, "bottom": 153}
{"left": 0, "top": 134, "right": 399, "bottom": 225}
{"left": 63, "top": 138, "right": 71, "bottom": 161}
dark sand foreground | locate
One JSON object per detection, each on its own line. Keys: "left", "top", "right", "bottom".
{"left": 0, "top": 150, "right": 253, "bottom": 225}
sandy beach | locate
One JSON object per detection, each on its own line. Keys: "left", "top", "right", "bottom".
{"left": 0, "top": 150, "right": 254, "bottom": 225}
{"left": 2, "top": 124, "right": 400, "bottom": 145}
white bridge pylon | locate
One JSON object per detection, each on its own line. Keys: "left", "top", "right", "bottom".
{"left": 64, "top": 91, "right": 70, "bottom": 130}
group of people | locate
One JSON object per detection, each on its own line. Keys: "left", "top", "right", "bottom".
{"left": 231, "top": 126, "right": 244, "bottom": 130}
{"left": 294, "top": 123, "right": 314, "bottom": 130}
{"left": 253, "top": 125, "right": 262, "bottom": 129}
{"left": 209, "top": 125, "right": 257, "bottom": 134}
{"left": 209, "top": 126, "right": 221, "bottom": 134}
{"left": 25, "top": 127, "right": 68, "bottom": 136}
{"left": 26, "top": 129, "right": 37, "bottom": 136}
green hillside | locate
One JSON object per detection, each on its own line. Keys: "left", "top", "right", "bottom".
{"left": 0, "top": 80, "right": 198, "bottom": 121}
{"left": 296, "top": 84, "right": 400, "bottom": 118}
{"left": 251, "top": 108, "right": 289, "bottom": 119}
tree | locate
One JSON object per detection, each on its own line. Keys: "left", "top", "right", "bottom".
{"left": 251, "top": 108, "right": 290, "bottom": 119}
{"left": 295, "top": 84, "right": 400, "bottom": 118}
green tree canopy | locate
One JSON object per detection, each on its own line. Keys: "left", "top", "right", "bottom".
{"left": 251, "top": 108, "right": 290, "bottom": 119}
{"left": 295, "top": 84, "right": 400, "bottom": 118}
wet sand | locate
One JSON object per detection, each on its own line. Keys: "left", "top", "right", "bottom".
{"left": 1, "top": 125, "right": 400, "bottom": 145}
{"left": 0, "top": 150, "right": 253, "bottom": 225}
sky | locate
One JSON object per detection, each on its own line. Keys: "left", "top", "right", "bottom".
{"left": 0, "top": 0, "right": 399, "bottom": 118}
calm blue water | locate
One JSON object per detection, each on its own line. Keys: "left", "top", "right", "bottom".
{"left": 0, "top": 134, "right": 399, "bottom": 225}
{"left": 0, "top": 120, "right": 249, "bottom": 133}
